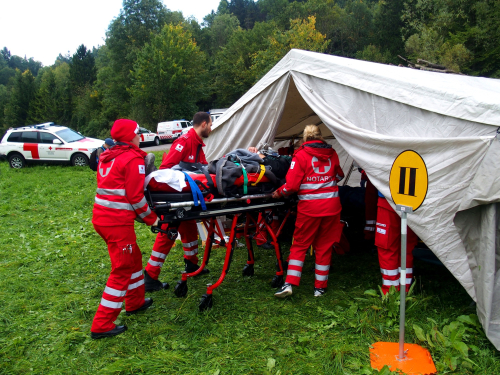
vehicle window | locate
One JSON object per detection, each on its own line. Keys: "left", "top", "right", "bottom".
{"left": 21, "top": 131, "right": 39, "bottom": 143}
{"left": 55, "top": 128, "right": 85, "bottom": 143}
{"left": 181, "top": 122, "right": 188, "bottom": 128}
{"left": 7, "top": 132, "right": 22, "bottom": 142}
{"left": 40, "top": 132, "right": 59, "bottom": 144}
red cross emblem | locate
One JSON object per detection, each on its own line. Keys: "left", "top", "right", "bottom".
{"left": 49, "top": 146, "right": 52, "bottom": 150}
{"left": 311, "top": 156, "right": 331, "bottom": 174}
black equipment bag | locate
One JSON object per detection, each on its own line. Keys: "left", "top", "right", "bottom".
{"left": 89, "top": 148, "right": 99, "bottom": 171}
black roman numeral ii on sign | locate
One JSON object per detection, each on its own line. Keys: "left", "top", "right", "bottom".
{"left": 398, "top": 167, "right": 418, "bottom": 197}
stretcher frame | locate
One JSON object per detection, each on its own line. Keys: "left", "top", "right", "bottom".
{"left": 146, "top": 191, "right": 294, "bottom": 311}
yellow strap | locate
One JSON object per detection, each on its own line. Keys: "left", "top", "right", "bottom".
{"left": 251, "top": 164, "right": 266, "bottom": 186}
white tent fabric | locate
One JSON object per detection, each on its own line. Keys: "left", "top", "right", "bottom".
{"left": 205, "top": 50, "right": 500, "bottom": 349}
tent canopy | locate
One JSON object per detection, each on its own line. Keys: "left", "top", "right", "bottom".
{"left": 204, "top": 49, "right": 500, "bottom": 349}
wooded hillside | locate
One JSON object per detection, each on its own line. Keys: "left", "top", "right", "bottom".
{"left": 1, "top": 0, "right": 499, "bottom": 138}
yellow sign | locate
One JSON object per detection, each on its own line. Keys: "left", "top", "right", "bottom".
{"left": 389, "top": 150, "right": 428, "bottom": 211}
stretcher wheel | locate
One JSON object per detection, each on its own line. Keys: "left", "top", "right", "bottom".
{"left": 271, "top": 275, "right": 284, "bottom": 288}
{"left": 174, "top": 280, "right": 188, "bottom": 297}
{"left": 242, "top": 264, "right": 254, "bottom": 276}
{"left": 199, "top": 294, "right": 213, "bottom": 311}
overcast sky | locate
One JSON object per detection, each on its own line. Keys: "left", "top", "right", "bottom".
{"left": 0, "top": 0, "right": 222, "bottom": 66}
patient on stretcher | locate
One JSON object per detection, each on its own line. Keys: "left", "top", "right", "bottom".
{"left": 145, "top": 147, "right": 292, "bottom": 199}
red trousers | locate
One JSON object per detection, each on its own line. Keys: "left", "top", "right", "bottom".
{"left": 91, "top": 225, "right": 146, "bottom": 333}
{"left": 364, "top": 178, "right": 378, "bottom": 240}
{"left": 375, "top": 197, "right": 418, "bottom": 294}
{"left": 255, "top": 210, "right": 280, "bottom": 245}
{"left": 145, "top": 220, "right": 199, "bottom": 280}
{"left": 286, "top": 212, "right": 342, "bottom": 289}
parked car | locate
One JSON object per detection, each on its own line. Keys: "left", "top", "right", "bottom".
{"left": 157, "top": 119, "right": 191, "bottom": 142}
{"left": 0, "top": 122, "right": 103, "bottom": 169}
{"left": 138, "top": 127, "right": 160, "bottom": 146}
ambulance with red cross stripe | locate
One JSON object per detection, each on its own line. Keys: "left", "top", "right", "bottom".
{"left": 138, "top": 127, "right": 160, "bottom": 146}
{"left": 0, "top": 123, "right": 103, "bottom": 169}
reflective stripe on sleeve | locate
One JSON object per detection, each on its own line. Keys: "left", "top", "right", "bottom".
{"left": 315, "top": 274, "right": 329, "bottom": 281}
{"left": 128, "top": 279, "right": 145, "bottom": 290}
{"left": 287, "top": 269, "right": 302, "bottom": 278}
{"left": 96, "top": 188, "right": 126, "bottom": 196}
{"left": 288, "top": 259, "right": 304, "bottom": 267}
{"left": 148, "top": 259, "right": 164, "bottom": 267}
{"left": 182, "top": 240, "right": 198, "bottom": 248}
{"left": 95, "top": 197, "right": 134, "bottom": 211}
{"left": 131, "top": 197, "right": 148, "bottom": 210}
{"left": 299, "top": 181, "right": 337, "bottom": 190}
{"left": 298, "top": 192, "right": 339, "bottom": 200}
{"left": 380, "top": 268, "right": 399, "bottom": 276}
{"left": 138, "top": 207, "right": 152, "bottom": 219}
{"left": 364, "top": 227, "right": 375, "bottom": 231}
{"left": 100, "top": 298, "right": 123, "bottom": 309}
{"left": 366, "top": 220, "right": 376, "bottom": 224}
{"left": 104, "top": 286, "right": 127, "bottom": 297}
{"left": 131, "top": 270, "right": 143, "bottom": 279}
{"left": 315, "top": 264, "right": 330, "bottom": 271}
{"left": 151, "top": 250, "right": 167, "bottom": 259}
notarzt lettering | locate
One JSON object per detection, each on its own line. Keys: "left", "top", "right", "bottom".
{"left": 305, "top": 176, "right": 333, "bottom": 182}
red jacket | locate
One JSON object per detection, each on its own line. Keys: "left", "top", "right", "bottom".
{"left": 276, "top": 140, "right": 344, "bottom": 217}
{"left": 160, "top": 128, "right": 207, "bottom": 169}
{"left": 92, "top": 144, "right": 157, "bottom": 226}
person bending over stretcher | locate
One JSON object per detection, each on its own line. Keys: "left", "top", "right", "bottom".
{"left": 272, "top": 125, "right": 344, "bottom": 298}
{"left": 143, "top": 112, "right": 213, "bottom": 292}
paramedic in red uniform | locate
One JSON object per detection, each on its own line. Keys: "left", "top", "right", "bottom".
{"left": 375, "top": 192, "right": 418, "bottom": 294}
{"left": 144, "top": 112, "right": 212, "bottom": 291}
{"left": 272, "top": 125, "right": 344, "bottom": 297}
{"left": 90, "top": 119, "right": 158, "bottom": 339}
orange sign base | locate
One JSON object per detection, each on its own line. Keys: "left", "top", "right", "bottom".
{"left": 370, "top": 342, "right": 437, "bottom": 375}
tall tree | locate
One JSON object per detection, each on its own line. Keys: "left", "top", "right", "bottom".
{"left": 100, "top": 0, "right": 180, "bottom": 119}
{"left": 213, "top": 21, "right": 276, "bottom": 106}
{"left": 251, "top": 16, "right": 329, "bottom": 80}
{"left": 3, "top": 70, "right": 37, "bottom": 127}
{"left": 69, "top": 44, "right": 97, "bottom": 89}
{"left": 129, "top": 23, "right": 208, "bottom": 126}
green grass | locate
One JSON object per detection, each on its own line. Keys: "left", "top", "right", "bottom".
{"left": 0, "top": 160, "right": 499, "bottom": 374}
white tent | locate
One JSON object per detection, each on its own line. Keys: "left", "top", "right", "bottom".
{"left": 204, "top": 49, "right": 500, "bottom": 349}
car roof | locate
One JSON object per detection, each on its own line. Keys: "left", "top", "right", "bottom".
{"left": 10, "top": 122, "right": 68, "bottom": 132}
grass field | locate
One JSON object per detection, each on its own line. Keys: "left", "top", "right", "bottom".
{"left": 1, "top": 156, "right": 499, "bottom": 374}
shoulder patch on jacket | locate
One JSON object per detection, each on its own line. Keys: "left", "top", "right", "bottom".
{"left": 139, "top": 165, "right": 145, "bottom": 174}
{"left": 290, "top": 161, "right": 295, "bottom": 169}
{"left": 175, "top": 144, "right": 184, "bottom": 152}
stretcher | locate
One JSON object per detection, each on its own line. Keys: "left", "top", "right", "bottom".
{"left": 145, "top": 172, "right": 295, "bottom": 311}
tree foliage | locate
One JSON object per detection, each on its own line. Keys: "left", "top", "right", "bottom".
{"left": 251, "top": 16, "right": 329, "bottom": 80}
{"left": 129, "top": 24, "right": 207, "bottom": 126}
{"left": 1, "top": 0, "right": 500, "bottom": 135}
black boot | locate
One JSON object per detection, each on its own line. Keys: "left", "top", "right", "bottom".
{"left": 184, "top": 259, "right": 209, "bottom": 276}
{"left": 144, "top": 270, "right": 169, "bottom": 292}
{"left": 126, "top": 298, "right": 153, "bottom": 315}
{"left": 260, "top": 240, "right": 275, "bottom": 250}
{"left": 91, "top": 325, "right": 127, "bottom": 339}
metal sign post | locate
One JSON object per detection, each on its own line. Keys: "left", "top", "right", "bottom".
{"left": 396, "top": 204, "right": 413, "bottom": 360}
{"left": 370, "top": 150, "right": 436, "bottom": 374}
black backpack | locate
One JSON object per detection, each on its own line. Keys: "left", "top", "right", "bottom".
{"left": 89, "top": 146, "right": 104, "bottom": 172}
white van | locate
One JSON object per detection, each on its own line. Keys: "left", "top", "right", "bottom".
{"left": 209, "top": 109, "right": 228, "bottom": 123}
{"left": 157, "top": 119, "right": 191, "bottom": 142}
